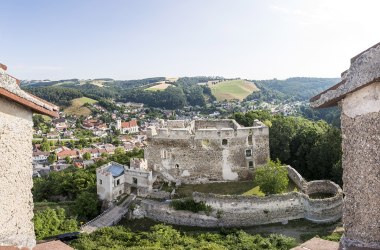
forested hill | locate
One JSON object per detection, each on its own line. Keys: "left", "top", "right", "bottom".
{"left": 22, "top": 76, "right": 340, "bottom": 110}
{"left": 245, "top": 77, "right": 340, "bottom": 102}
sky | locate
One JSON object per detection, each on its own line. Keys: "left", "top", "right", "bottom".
{"left": 1, "top": 0, "right": 380, "bottom": 80}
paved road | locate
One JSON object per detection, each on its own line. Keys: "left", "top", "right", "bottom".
{"left": 81, "top": 194, "right": 136, "bottom": 233}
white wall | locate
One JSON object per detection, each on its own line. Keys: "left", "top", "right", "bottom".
{"left": 0, "top": 97, "right": 36, "bottom": 248}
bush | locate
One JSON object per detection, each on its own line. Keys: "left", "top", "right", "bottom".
{"left": 170, "top": 198, "right": 212, "bottom": 214}
{"left": 255, "top": 159, "right": 289, "bottom": 195}
{"left": 33, "top": 208, "right": 78, "bottom": 240}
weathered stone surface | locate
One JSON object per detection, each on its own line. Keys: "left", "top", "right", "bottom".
{"left": 145, "top": 119, "right": 269, "bottom": 184}
{"left": 0, "top": 97, "right": 35, "bottom": 248}
{"left": 341, "top": 112, "right": 380, "bottom": 247}
{"left": 139, "top": 167, "right": 343, "bottom": 228}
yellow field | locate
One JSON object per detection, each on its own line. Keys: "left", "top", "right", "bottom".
{"left": 208, "top": 80, "right": 259, "bottom": 101}
{"left": 146, "top": 82, "right": 174, "bottom": 91}
{"left": 63, "top": 97, "right": 97, "bottom": 116}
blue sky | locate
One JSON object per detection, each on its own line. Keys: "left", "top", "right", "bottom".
{"left": 1, "top": 0, "right": 380, "bottom": 80}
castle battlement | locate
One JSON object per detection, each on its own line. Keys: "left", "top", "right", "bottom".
{"left": 149, "top": 119, "right": 268, "bottom": 140}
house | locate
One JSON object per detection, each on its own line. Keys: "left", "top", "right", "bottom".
{"left": 310, "top": 42, "right": 380, "bottom": 249}
{"left": 96, "top": 161, "right": 153, "bottom": 202}
{"left": 32, "top": 150, "right": 50, "bottom": 162}
{"left": 116, "top": 119, "right": 139, "bottom": 134}
{"left": 56, "top": 149, "right": 78, "bottom": 160}
{"left": 0, "top": 63, "right": 59, "bottom": 248}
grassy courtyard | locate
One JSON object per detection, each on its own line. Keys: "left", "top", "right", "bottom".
{"left": 175, "top": 179, "right": 297, "bottom": 198}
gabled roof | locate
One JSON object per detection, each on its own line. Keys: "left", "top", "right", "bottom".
{"left": 121, "top": 120, "right": 138, "bottom": 128}
{"left": 310, "top": 42, "right": 380, "bottom": 108}
{"left": 0, "top": 64, "right": 59, "bottom": 117}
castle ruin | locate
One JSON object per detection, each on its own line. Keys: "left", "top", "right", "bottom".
{"left": 145, "top": 119, "right": 269, "bottom": 183}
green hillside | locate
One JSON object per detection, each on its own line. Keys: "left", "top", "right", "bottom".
{"left": 209, "top": 80, "right": 259, "bottom": 101}
{"left": 63, "top": 97, "right": 97, "bottom": 116}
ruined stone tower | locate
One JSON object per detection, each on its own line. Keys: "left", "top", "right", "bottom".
{"left": 311, "top": 43, "right": 380, "bottom": 249}
{"left": 145, "top": 119, "right": 269, "bottom": 184}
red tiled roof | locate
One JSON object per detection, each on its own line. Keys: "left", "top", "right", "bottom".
{"left": 57, "top": 150, "right": 78, "bottom": 157}
{"left": 121, "top": 120, "right": 138, "bottom": 128}
{"left": 0, "top": 64, "right": 59, "bottom": 117}
{"left": 34, "top": 240, "right": 74, "bottom": 250}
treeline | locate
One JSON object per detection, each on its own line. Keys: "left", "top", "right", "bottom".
{"left": 24, "top": 86, "right": 83, "bottom": 107}
{"left": 298, "top": 106, "right": 341, "bottom": 127}
{"left": 117, "top": 77, "right": 217, "bottom": 109}
{"left": 108, "top": 77, "right": 166, "bottom": 89}
{"left": 245, "top": 77, "right": 340, "bottom": 102}
{"left": 71, "top": 224, "right": 297, "bottom": 250}
{"left": 24, "top": 76, "right": 218, "bottom": 110}
{"left": 233, "top": 110, "right": 342, "bottom": 185}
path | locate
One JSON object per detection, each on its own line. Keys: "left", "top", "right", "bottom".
{"left": 81, "top": 194, "right": 136, "bottom": 233}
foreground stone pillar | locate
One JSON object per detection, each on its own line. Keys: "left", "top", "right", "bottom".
{"left": 310, "top": 43, "right": 380, "bottom": 249}
{"left": 0, "top": 97, "right": 36, "bottom": 248}
{"left": 0, "top": 64, "right": 59, "bottom": 248}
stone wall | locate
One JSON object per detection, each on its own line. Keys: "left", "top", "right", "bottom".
{"left": 0, "top": 97, "right": 36, "bottom": 248}
{"left": 145, "top": 120, "right": 269, "bottom": 183}
{"left": 139, "top": 169, "right": 343, "bottom": 228}
{"left": 286, "top": 165, "right": 307, "bottom": 191}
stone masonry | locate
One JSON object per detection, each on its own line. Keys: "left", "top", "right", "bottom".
{"left": 311, "top": 43, "right": 380, "bottom": 249}
{"left": 0, "top": 64, "right": 58, "bottom": 248}
{"left": 145, "top": 119, "right": 269, "bottom": 184}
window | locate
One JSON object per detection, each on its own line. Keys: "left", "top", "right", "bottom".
{"left": 245, "top": 149, "right": 252, "bottom": 157}
{"left": 119, "top": 190, "right": 122, "bottom": 195}
{"left": 248, "top": 135, "right": 253, "bottom": 145}
{"left": 99, "top": 179, "right": 102, "bottom": 185}
{"left": 161, "top": 149, "right": 168, "bottom": 159}
{"left": 116, "top": 179, "right": 120, "bottom": 186}
{"left": 175, "top": 164, "right": 179, "bottom": 168}
{"left": 249, "top": 161, "right": 254, "bottom": 168}
{"left": 133, "top": 177, "right": 138, "bottom": 184}
{"left": 222, "top": 139, "right": 228, "bottom": 146}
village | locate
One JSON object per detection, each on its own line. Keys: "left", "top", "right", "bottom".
{"left": 31, "top": 96, "right": 305, "bottom": 178}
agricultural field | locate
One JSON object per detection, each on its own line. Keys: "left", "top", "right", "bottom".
{"left": 208, "top": 79, "right": 259, "bottom": 101}
{"left": 145, "top": 82, "right": 174, "bottom": 91}
{"left": 63, "top": 97, "right": 97, "bottom": 116}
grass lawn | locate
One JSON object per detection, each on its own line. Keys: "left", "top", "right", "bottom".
{"left": 145, "top": 82, "right": 173, "bottom": 91}
{"left": 242, "top": 186, "right": 265, "bottom": 196}
{"left": 208, "top": 80, "right": 259, "bottom": 101}
{"left": 176, "top": 179, "right": 297, "bottom": 198}
{"left": 63, "top": 97, "right": 97, "bottom": 116}
{"left": 175, "top": 181, "right": 256, "bottom": 198}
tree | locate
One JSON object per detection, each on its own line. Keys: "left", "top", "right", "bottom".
{"left": 40, "top": 142, "right": 51, "bottom": 152}
{"left": 74, "top": 191, "right": 101, "bottom": 220}
{"left": 33, "top": 208, "right": 78, "bottom": 240}
{"left": 47, "top": 153, "right": 57, "bottom": 164}
{"left": 83, "top": 152, "right": 91, "bottom": 160}
{"left": 255, "top": 160, "right": 289, "bottom": 195}
{"left": 65, "top": 156, "right": 72, "bottom": 164}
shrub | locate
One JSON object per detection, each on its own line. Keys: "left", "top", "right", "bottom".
{"left": 255, "top": 159, "right": 289, "bottom": 195}
{"left": 170, "top": 198, "right": 212, "bottom": 214}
